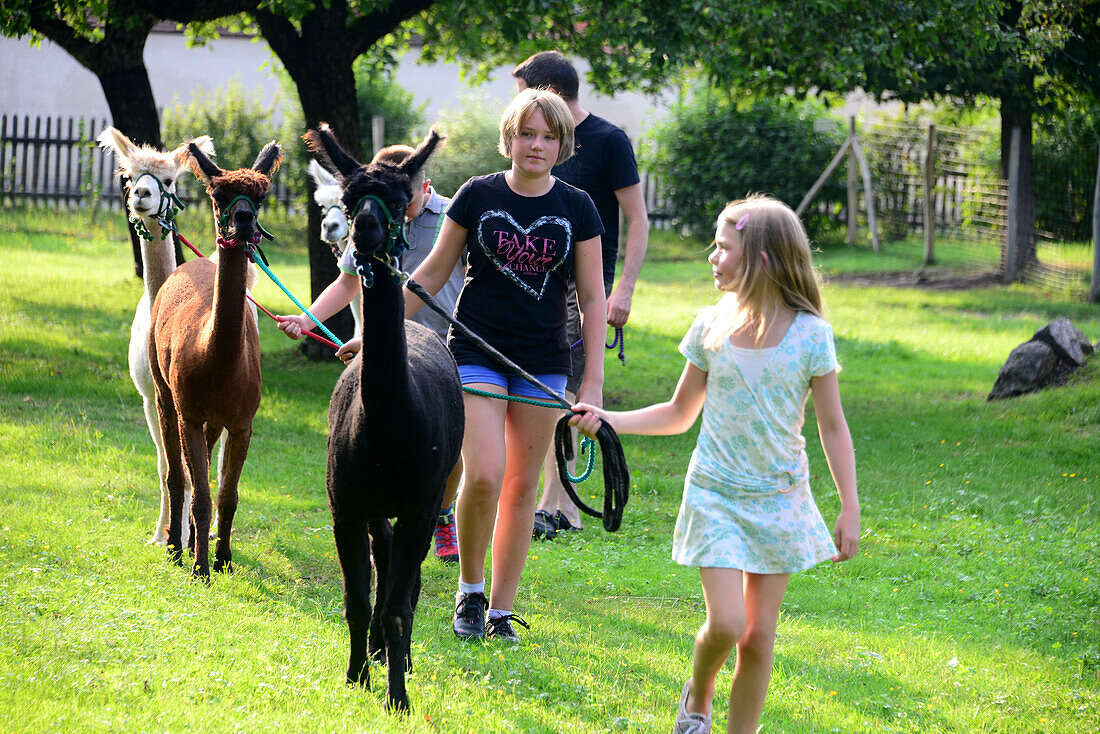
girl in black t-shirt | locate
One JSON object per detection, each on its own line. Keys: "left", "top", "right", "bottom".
{"left": 405, "top": 88, "right": 606, "bottom": 642}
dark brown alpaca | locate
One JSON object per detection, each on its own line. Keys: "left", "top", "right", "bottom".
{"left": 147, "top": 141, "right": 283, "bottom": 579}
{"left": 305, "top": 124, "right": 463, "bottom": 712}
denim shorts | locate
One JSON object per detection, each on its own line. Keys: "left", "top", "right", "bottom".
{"left": 457, "top": 364, "right": 567, "bottom": 402}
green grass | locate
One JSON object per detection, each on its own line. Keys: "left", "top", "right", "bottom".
{"left": 1, "top": 207, "right": 1098, "bottom": 733}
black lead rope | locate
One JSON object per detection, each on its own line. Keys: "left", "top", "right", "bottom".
{"left": 553, "top": 418, "right": 630, "bottom": 532}
{"left": 402, "top": 275, "right": 631, "bottom": 532}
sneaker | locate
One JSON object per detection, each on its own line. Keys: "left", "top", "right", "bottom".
{"left": 485, "top": 613, "right": 530, "bottom": 643}
{"left": 532, "top": 510, "right": 558, "bottom": 540}
{"left": 433, "top": 511, "right": 459, "bottom": 563}
{"left": 554, "top": 510, "right": 582, "bottom": 533}
{"left": 672, "top": 681, "right": 712, "bottom": 734}
{"left": 452, "top": 591, "right": 487, "bottom": 640}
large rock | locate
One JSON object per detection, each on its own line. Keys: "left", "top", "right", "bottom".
{"left": 1031, "top": 318, "right": 1094, "bottom": 366}
{"left": 988, "top": 318, "right": 1094, "bottom": 400}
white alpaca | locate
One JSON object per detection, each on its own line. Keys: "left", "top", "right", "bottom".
{"left": 307, "top": 159, "right": 361, "bottom": 338}
{"left": 98, "top": 127, "right": 218, "bottom": 548}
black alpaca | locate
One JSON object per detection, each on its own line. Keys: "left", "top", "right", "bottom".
{"left": 305, "top": 124, "right": 463, "bottom": 712}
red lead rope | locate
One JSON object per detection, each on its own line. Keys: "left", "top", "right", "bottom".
{"left": 174, "top": 232, "right": 341, "bottom": 351}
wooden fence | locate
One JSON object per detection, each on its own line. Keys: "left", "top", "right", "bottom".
{"left": 1, "top": 114, "right": 299, "bottom": 209}
{"left": 1, "top": 115, "right": 117, "bottom": 206}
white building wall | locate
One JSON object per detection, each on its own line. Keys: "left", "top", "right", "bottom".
{"left": 1, "top": 31, "right": 668, "bottom": 139}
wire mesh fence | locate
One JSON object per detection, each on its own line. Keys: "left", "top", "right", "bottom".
{"left": 863, "top": 118, "right": 1096, "bottom": 296}
{"left": 865, "top": 121, "right": 1007, "bottom": 274}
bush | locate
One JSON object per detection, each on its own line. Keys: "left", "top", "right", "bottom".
{"left": 642, "top": 90, "right": 847, "bottom": 237}
{"left": 162, "top": 76, "right": 305, "bottom": 209}
{"left": 353, "top": 59, "right": 427, "bottom": 153}
{"left": 428, "top": 93, "right": 508, "bottom": 199}
{"left": 1033, "top": 104, "right": 1100, "bottom": 242}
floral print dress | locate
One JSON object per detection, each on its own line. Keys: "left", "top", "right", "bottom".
{"left": 672, "top": 310, "right": 840, "bottom": 574}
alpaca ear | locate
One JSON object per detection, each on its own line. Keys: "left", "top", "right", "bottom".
{"left": 171, "top": 135, "right": 214, "bottom": 172}
{"left": 252, "top": 141, "right": 283, "bottom": 177}
{"left": 96, "top": 126, "right": 137, "bottom": 162}
{"left": 304, "top": 123, "right": 361, "bottom": 177}
{"left": 399, "top": 129, "right": 445, "bottom": 181}
{"left": 187, "top": 141, "right": 223, "bottom": 183}
{"left": 307, "top": 159, "right": 340, "bottom": 188}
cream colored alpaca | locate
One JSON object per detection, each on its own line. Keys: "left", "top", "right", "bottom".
{"left": 98, "top": 127, "right": 214, "bottom": 548}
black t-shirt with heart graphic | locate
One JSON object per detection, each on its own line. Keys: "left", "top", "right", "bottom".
{"left": 446, "top": 172, "right": 603, "bottom": 376}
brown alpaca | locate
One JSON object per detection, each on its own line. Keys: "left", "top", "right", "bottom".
{"left": 147, "top": 140, "right": 282, "bottom": 579}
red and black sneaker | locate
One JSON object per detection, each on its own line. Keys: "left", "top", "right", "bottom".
{"left": 433, "top": 511, "right": 459, "bottom": 563}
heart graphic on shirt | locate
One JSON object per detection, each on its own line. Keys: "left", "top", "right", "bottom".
{"left": 476, "top": 209, "right": 573, "bottom": 299}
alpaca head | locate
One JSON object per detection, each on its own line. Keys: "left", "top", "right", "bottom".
{"left": 304, "top": 124, "right": 443, "bottom": 269}
{"left": 97, "top": 127, "right": 214, "bottom": 228}
{"left": 187, "top": 141, "right": 283, "bottom": 246}
{"left": 307, "top": 159, "right": 349, "bottom": 251}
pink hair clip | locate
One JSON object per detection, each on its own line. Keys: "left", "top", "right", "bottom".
{"left": 735, "top": 213, "right": 750, "bottom": 230}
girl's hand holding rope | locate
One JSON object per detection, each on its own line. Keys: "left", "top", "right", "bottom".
{"left": 336, "top": 337, "right": 362, "bottom": 364}
{"left": 275, "top": 313, "right": 311, "bottom": 340}
{"left": 568, "top": 401, "right": 608, "bottom": 439}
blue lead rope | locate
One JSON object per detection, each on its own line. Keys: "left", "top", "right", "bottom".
{"left": 249, "top": 249, "right": 344, "bottom": 348}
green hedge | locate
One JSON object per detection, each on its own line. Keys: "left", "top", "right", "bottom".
{"left": 642, "top": 91, "right": 848, "bottom": 237}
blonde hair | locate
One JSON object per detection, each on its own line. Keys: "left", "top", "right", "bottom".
{"left": 703, "top": 194, "right": 824, "bottom": 351}
{"left": 498, "top": 88, "right": 575, "bottom": 165}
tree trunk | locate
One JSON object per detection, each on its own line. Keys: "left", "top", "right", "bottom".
{"left": 257, "top": 10, "right": 363, "bottom": 359}
{"left": 1000, "top": 86, "right": 1037, "bottom": 279}
{"left": 99, "top": 63, "right": 173, "bottom": 277}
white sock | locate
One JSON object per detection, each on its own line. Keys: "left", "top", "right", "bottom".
{"left": 488, "top": 608, "right": 510, "bottom": 620}
{"left": 458, "top": 580, "right": 484, "bottom": 597}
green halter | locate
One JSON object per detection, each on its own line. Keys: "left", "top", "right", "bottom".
{"left": 348, "top": 194, "right": 410, "bottom": 287}
{"left": 217, "top": 194, "right": 274, "bottom": 241}
{"left": 127, "top": 172, "right": 185, "bottom": 241}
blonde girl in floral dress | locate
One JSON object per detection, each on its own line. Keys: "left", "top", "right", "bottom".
{"left": 570, "top": 194, "right": 860, "bottom": 734}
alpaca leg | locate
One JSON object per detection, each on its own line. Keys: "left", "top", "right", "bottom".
{"left": 381, "top": 512, "right": 435, "bottom": 713}
{"left": 179, "top": 419, "right": 212, "bottom": 579}
{"left": 205, "top": 425, "right": 227, "bottom": 541}
{"left": 142, "top": 393, "right": 171, "bottom": 546}
{"left": 211, "top": 427, "right": 250, "bottom": 574}
{"left": 333, "top": 520, "right": 372, "bottom": 689}
{"left": 367, "top": 519, "right": 393, "bottom": 664}
{"left": 155, "top": 395, "right": 187, "bottom": 565}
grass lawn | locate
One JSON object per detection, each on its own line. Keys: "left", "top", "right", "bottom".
{"left": 1, "top": 208, "right": 1097, "bottom": 733}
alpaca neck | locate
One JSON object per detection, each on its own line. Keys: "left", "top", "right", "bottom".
{"left": 208, "top": 245, "right": 251, "bottom": 358}
{"left": 139, "top": 223, "right": 177, "bottom": 300}
{"left": 357, "top": 271, "right": 410, "bottom": 400}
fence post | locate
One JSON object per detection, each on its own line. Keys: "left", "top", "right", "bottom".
{"left": 924, "top": 124, "right": 936, "bottom": 266}
{"left": 1005, "top": 126, "right": 1021, "bottom": 284}
{"left": 371, "top": 115, "right": 385, "bottom": 156}
{"left": 0, "top": 114, "right": 7, "bottom": 207}
{"left": 1090, "top": 142, "right": 1100, "bottom": 303}
{"left": 847, "top": 116, "right": 857, "bottom": 246}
